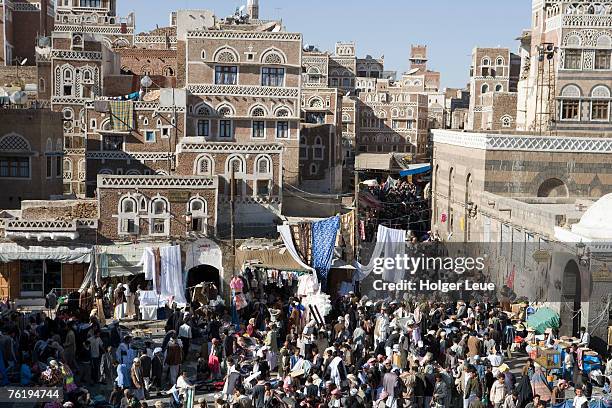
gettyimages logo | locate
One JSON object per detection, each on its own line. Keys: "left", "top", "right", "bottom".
{"left": 372, "top": 254, "right": 486, "bottom": 276}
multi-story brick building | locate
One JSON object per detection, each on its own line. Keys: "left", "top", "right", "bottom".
{"left": 182, "top": 16, "right": 302, "bottom": 231}
{"left": 54, "top": 0, "right": 134, "bottom": 48}
{"left": 467, "top": 47, "right": 521, "bottom": 130}
{"left": 357, "top": 78, "right": 429, "bottom": 159}
{"left": 0, "top": 108, "right": 64, "bottom": 209}
{"left": 0, "top": 0, "right": 54, "bottom": 67}
{"left": 517, "top": 0, "right": 612, "bottom": 133}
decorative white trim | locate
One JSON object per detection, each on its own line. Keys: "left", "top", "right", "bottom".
{"left": 5, "top": 219, "right": 77, "bottom": 232}
{"left": 433, "top": 129, "right": 612, "bottom": 153}
{"left": 54, "top": 24, "right": 135, "bottom": 35}
{"left": 98, "top": 175, "right": 218, "bottom": 189}
{"left": 187, "top": 30, "right": 301, "bottom": 41}
{"left": 187, "top": 84, "right": 299, "bottom": 98}
{"left": 51, "top": 50, "right": 102, "bottom": 61}
{"left": 86, "top": 151, "right": 174, "bottom": 163}
{"left": 177, "top": 141, "right": 283, "bottom": 154}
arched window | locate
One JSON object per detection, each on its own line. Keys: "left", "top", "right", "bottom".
{"left": 313, "top": 136, "right": 324, "bottom": 160}
{"left": 126, "top": 169, "right": 141, "bottom": 175}
{"left": 201, "top": 50, "right": 206, "bottom": 60}
{"left": 495, "top": 84, "right": 503, "bottom": 92}
{"left": 215, "top": 48, "right": 238, "bottom": 63}
{"left": 118, "top": 195, "right": 138, "bottom": 234}
{"left": 196, "top": 154, "right": 214, "bottom": 176}
{"left": 496, "top": 57, "right": 505, "bottom": 66}
{"left": 308, "top": 98, "right": 324, "bottom": 109}
{"left": 63, "top": 158, "right": 72, "bottom": 178}
{"left": 151, "top": 198, "right": 167, "bottom": 215}
{"left": 121, "top": 197, "right": 137, "bottom": 214}
{"left": 251, "top": 106, "right": 266, "bottom": 117}
{"left": 309, "top": 163, "right": 318, "bottom": 175}
{"left": 39, "top": 78, "right": 45, "bottom": 93}
{"left": 276, "top": 108, "right": 290, "bottom": 117}
{"left": 45, "top": 138, "right": 53, "bottom": 152}
{"left": 561, "top": 84, "right": 581, "bottom": 97}
{"left": 98, "top": 168, "right": 113, "bottom": 175}
{"left": 149, "top": 196, "right": 169, "bottom": 235}
{"left": 481, "top": 57, "right": 491, "bottom": 66}
{"left": 255, "top": 155, "right": 271, "bottom": 174}
{"left": 590, "top": 85, "right": 610, "bottom": 121}
{"left": 187, "top": 197, "right": 208, "bottom": 233}
{"left": 163, "top": 66, "right": 175, "bottom": 76}
{"left": 481, "top": 84, "right": 489, "bottom": 93}
{"left": 218, "top": 105, "right": 234, "bottom": 117}
{"left": 226, "top": 155, "right": 245, "bottom": 174}
{"left": 500, "top": 115, "right": 513, "bottom": 128}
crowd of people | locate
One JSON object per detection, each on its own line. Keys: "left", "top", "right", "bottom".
{"left": 1, "top": 287, "right": 611, "bottom": 408}
{"left": 361, "top": 178, "right": 430, "bottom": 240}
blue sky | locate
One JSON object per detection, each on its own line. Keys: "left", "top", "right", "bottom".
{"left": 118, "top": 0, "right": 531, "bottom": 89}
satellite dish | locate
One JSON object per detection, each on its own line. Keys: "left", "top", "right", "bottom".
{"left": 140, "top": 76, "right": 153, "bottom": 88}
{"left": 406, "top": 68, "right": 420, "bottom": 75}
{"left": 10, "top": 91, "right": 27, "bottom": 105}
{"left": 20, "top": 58, "right": 28, "bottom": 66}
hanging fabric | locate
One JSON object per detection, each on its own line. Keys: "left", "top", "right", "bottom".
{"left": 78, "top": 247, "right": 98, "bottom": 292}
{"left": 109, "top": 100, "right": 134, "bottom": 131}
{"left": 353, "top": 224, "right": 406, "bottom": 282}
{"left": 277, "top": 225, "right": 315, "bottom": 272}
{"left": 159, "top": 245, "right": 186, "bottom": 305}
{"left": 311, "top": 216, "right": 340, "bottom": 287}
{"left": 339, "top": 211, "right": 356, "bottom": 262}
{"left": 153, "top": 248, "right": 161, "bottom": 295}
{"left": 137, "top": 247, "right": 160, "bottom": 294}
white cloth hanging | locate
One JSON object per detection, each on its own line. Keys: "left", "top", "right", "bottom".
{"left": 160, "top": 245, "right": 186, "bottom": 306}
{"left": 277, "top": 224, "right": 316, "bottom": 273}
{"left": 139, "top": 248, "right": 156, "bottom": 280}
{"left": 297, "top": 274, "right": 320, "bottom": 297}
{"left": 353, "top": 225, "right": 406, "bottom": 282}
{"left": 382, "top": 227, "right": 406, "bottom": 283}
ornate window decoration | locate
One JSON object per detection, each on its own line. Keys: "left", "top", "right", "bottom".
{"left": 195, "top": 103, "right": 213, "bottom": 116}
{"left": 566, "top": 34, "right": 582, "bottom": 47}
{"left": 195, "top": 154, "right": 214, "bottom": 176}
{"left": 250, "top": 105, "right": 267, "bottom": 117}
{"left": 261, "top": 49, "right": 286, "bottom": 65}
{"left": 481, "top": 57, "right": 491, "bottom": 66}
{"left": 118, "top": 195, "right": 139, "bottom": 235}
{"left": 0, "top": 133, "right": 30, "bottom": 152}
{"left": 45, "top": 138, "right": 53, "bottom": 152}
{"left": 217, "top": 104, "right": 235, "bottom": 117}
{"left": 590, "top": 85, "right": 610, "bottom": 121}
{"left": 56, "top": 138, "right": 63, "bottom": 152}
{"left": 596, "top": 35, "right": 612, "bottom": 48}
{"left": 149, "top": 196, "right": 170, "bottom": 236}
{"left": 308, "top": 97, "right": 324, "bottom": 109}
{"left": 187, "top": 197, "right": 208, "bottom": 233}
{"left": 98, "top": 169, "right": 113, "bottom": 175}
{"left": 255, "top": 155, "right": 272, "bottom": 174}
{"left": 126, "top": 170, "right": 141, "bottom": 175}
{"left": 500, "top": 115, "right": 513, "bottom": 128}
{"left": 226, "top": 154, "right": 246, "bottom": 175}
{"left": 391, "top": 108, "right": 399, "bottom": 117}
{"left": 561, "top": 84, "right": 582, "bottom": 98}
{"left": 275, "top": 107, "right": 290, "bottom": 117}
{"left": 496, "top": 56, "right": 505, "bottom": 66}
{"left": 214, "top": 47, "right": 239, "bottom": 63}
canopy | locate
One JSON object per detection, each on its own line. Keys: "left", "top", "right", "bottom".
{"left": 399, "top": 163, "right": 432, "bottom": 177}
{"left": 526, "top": 307, "right": 560, "bottom": 334}
{"left": 0, "top": 242, "right": 92, "bottom": 263}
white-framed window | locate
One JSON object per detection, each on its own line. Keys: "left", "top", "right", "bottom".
{"left": 219, "top": 120, "right": 233, "bottom": 138}
{"left": 188, "top": 197, "right": 208, "bottom": 234}
{"left": 195, "top": 154, "right": 214, "bottom": 176}
{"left": 481, "top": 83, "right": 489, "bottom": 94}
{"left": 309, "top": 163, "right": 319, "bottom": 175}
{"left": 261, "top": 67, "right": 285, "bottom": 87}
{"left": 255, "top": 155, "right": 272, "bottom": 175}
{"left": 252, "top": 120, "right": 265, "bottom": 138}
{"left": 590, "top": 85, "right": 610, "bottom": 121}
{"left": 495, "top": 84, "right": 503, "bottom": 92}
{"left": 197, "top": 119, "right": 210, "bottom": 137}
{"left": 144, "top": 130, "right": 156, "bottom": 143}
{"left": 90, "top": 118, "right": 97, "bottom": 130}
{"left": 118, "top": 196, "right": 139, "bottom": 235}
{"left": 149, "top": 196, "right": 170, "bottom": 236}
{"left": 275, "top": 121, "right": 289, "bottom": 138}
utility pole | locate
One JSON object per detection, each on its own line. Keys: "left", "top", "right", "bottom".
{"left": 230, "top": 167, "right": 236, "bottom": 275}
{"left": 354, "top": 170, "right": 359, "bottom": 263}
